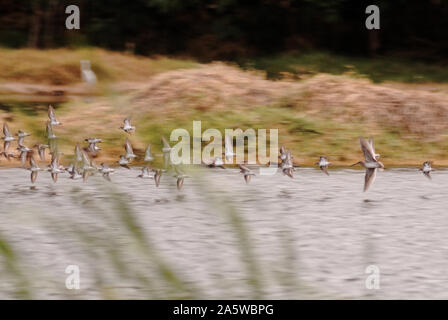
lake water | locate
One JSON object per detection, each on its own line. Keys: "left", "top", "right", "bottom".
{"left": 0, "top": 167, "right": 447, "bottom": 299}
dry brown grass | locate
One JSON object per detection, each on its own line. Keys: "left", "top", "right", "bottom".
{"left": 133, "top": 62, "right": 300, "bottom": 114}
{"left": 300, "top": 74, "right": 448, "bottom": 138}
{"left": 132, "top": 63, "right": 448, "bottom": 138}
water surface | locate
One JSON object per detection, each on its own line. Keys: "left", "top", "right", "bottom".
{"left": 0, "top": 167, "right": 446, "bottom": 299}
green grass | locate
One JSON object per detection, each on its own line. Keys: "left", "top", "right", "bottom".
{"left": 237, "top": 51, "right": 448, "bottom": 83}
{"left": 3, "top": 96, "right": 448, "bottom": 167}
{"left": 0, "top": 234, "right": 31, "bottom": 298}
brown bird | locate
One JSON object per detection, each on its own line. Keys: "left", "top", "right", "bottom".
{"left": 351, "top": 137, "right": 384, "bottom": 192}
{"left": 239, "top": 164, "right": 255, "bottom": 184}
{"left": 27, "top": 156, "right": 42, "bottom": 184}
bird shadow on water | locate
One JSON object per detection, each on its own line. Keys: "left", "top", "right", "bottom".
{"left": 175, "top": 194, "right": 186, "bottom": 202}
{"left": 278, "top": 189, "right": 293, "bottom": 199}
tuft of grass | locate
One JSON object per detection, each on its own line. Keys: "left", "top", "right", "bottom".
{"left": 0, "top": 234, "right": 32, "bottom": 299}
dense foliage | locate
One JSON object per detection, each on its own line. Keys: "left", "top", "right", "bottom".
{"left": 0, "top": 0, "right": 446, "bottom": 60}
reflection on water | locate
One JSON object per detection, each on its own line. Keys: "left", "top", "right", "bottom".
{"left": 0, "top": 167, "right": 447, "bottom": 299}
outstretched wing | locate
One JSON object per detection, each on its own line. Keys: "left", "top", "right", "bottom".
{"left": 31, "top": 171, "right": 38, "bottom": 183}
{"left": 38, "top": 146, "right": 46, "bottom": 160}
{"left": 30, "top": 156, "right": 38, "bottom": 168}
{"left": 177, "top": 178, "right": 184, "bottom": 190}
{"left": 3, "top": 123, "right": 11, "bottom": 137}
{"left": 50, "top": 152, "right": 58, "bottom": 167}
{"left": 4, "top": 141, "right": 10, "bottom": 153}
{"left": 161, "top": 136, "right": 171, "bottom": 149}
{"left": 46, "top": 121, "right": 54, "bottom": 138}
{"left": 145, "top": 144, "right": 152, "bottom": 157}
{"left": 81, "top": 150, "right": 91, "bottom": 168}
{"left": 360, "top": 137, "right": 377, "bottom": 163}
{"left": 125, "top": 138, "right": 134, "bottom": 154}
{"left": 154, "top": 172, "right": 161, "bottom": 187}
{"left": 48, "top": 105, "right": 57, "bottom": 121}
{"left": 364, "top": 168, "right": 377, "bottom": 192}
{"left": 75, "top": 144, "right": 82, "bottom": 162}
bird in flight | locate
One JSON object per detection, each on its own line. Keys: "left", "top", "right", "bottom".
{"left": 351, "top": 137, "right": 384, "bottom": 192}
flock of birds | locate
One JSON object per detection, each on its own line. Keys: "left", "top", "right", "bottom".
{"left": 0, "top": 106, "right": 436, "bottom": 192}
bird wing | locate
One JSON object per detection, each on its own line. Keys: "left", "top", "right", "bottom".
{"left": 155, "top": 173, "right": 161, "bottom": 187}
{"left": 163, "top": 152, "right": 171, "bottom": 168}
{"left": 124, "top": 118, "right": 131, "bottom": 127}
{"left": 82, "top": 170, "right": 89, "bottom": 182}
{"left": 145, "top": 144, "right": 152, "bottom": 157}
{"left": 360, "top": 138, "right": 376, "bottom": 163}
{"left": 81, "top": 151, "right": 90, "bottom": 167}
{"left": 161, "top": 136, "right": 171, "bottom": 149}
{"left": 177, "top": 178, "right": 184, "bottom": 190}
{"left": 125, "top": 138, "right": 134, "bottom": 154}
{"left": 48, "top": 105, "right": 56, "bottom": 121}
{"left": 4, "top": 141, "right": 10, "bottom": 153}
{"left": 75, "top": 144, "right": 82, "bottom": 161}
{"left": 30, "top": 156, "right": 37, "bottom": 168}
{"left": 3, "top": 123, "right": 11, "bottom": 137}
{"left": 49, "top": 139, "right": 58, "bottom": 154}
{"left": 369, "top": 138, "right": 376, "bottom": 154}
{"left": 31, "top": 171, "right": 38, "bottom": 183}
{"left": 50, "top": 153, "right": 57, "bottom": 167}
{"left": 39, "top": 147, "right": 45, "bottom": 160}
{"left": 46, "top": 121, "right": 54, "bottom": 137}
{"left": 20, "top": 151, "right": 27, "bottom": 166}
{"left": 364, "top": 168, "right": 377, "bottom": 192}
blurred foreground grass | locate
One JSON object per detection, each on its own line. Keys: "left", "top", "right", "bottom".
{"left": 0, "top": 175, "right": 312, "bottom": 299}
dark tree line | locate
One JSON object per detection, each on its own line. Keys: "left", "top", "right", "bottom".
{"left": 0, "top": 0, "right": 446, "bottom": 60}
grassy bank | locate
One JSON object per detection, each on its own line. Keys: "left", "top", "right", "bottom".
{"left": 238, "top": 51, "right": 448, "bottom": 83}
{"left": 1, "top": 49, "right": 448, "bottom": 167}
